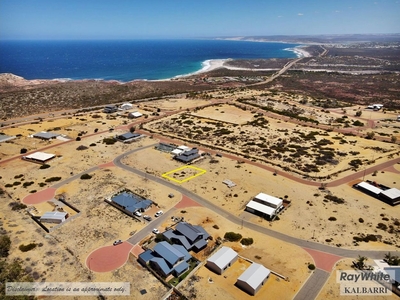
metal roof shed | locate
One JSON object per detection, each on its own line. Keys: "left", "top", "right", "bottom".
{"left": 246, "top": 200, "right": 277, "bottom": 217}
{"left": 254, "top": 193, "right": 283, "bottom": 208}
{"left": 236, "top": 263, "right": 270, "bottom": 295}
{"left": 24, "top": 152, "right": 55, "bottom": 163}
{"left": 33, "top": 132, "right": 59, "bottom": 140}
{"left": 40, "top": 211, "right": 67, "bottom": 224}
{"left": 355, "top": 181, "right": 383, "bottom": 195}
{"left": 206, "top": 246, "right": 238, "bottom": 275}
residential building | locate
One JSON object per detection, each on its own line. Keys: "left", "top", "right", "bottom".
{"left": 206, "top": 246, "right": 238, "bottom": 275}
{"left": 236, "top": 263, "right": 270, "bottom": 295}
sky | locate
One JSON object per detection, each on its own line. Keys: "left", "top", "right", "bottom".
{"left": 0, "top": 0, "right": 399, "bottom": 40}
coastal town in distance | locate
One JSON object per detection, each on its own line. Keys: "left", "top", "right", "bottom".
{"left": 1, "top": 34, "right": 400, "bottom": 300}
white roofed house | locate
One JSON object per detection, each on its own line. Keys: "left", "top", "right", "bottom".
{"left": 120, "top": 103, "right": 133, "bottom": 110}
{"left": 22, "top": 152, "right": 55, "bottom": 164}
{"left": 40, "top": 211, "right": 68, "bottom": 224}
{"left": 246, "top": 192, "right": 283, "bottom": 220}
{"left": 206, "top": 246, "right": 238, "bottom": 275}
{"left": 128, "top": 111, "right": 143, "bottom": 118}
{"left": 236, "top": 263, "right": 271, "bottom": 295}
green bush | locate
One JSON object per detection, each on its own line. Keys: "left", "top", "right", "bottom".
{"left": 80, "top": 173, "right": 92, "bottom": 180}
{"left": 240, "top": 238, "right": 254, "bottom": 246}
{"left": 224, "top": 232, "right": 242, "bottom": 242}
{"left": 19, "top": 243, "right": 37, "bottom": 252}
{"left": 44, "top": 177, "right": 62, "bottom": 183}
{"left": 9, "top": 202, "right": 27, "bottom": 211}
{"left": 0, "top": 235, "right": 11, "bottom": 257}
{"left": 308, "top": 263, "right": 316, "bottom": 270}
{"left": 103, "top": 137, "right": 116, "bottom": 145}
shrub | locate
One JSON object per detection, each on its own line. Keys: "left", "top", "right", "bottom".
{"left": 20, "top": 148, "right": 28, "bottom": 154}
{"left": 75, "top": 137, "right": 81, "bottom": 141}
{"left": 80, "top": 173, "right": 92, "bottom": 180}
{"left": 0, "top": 235, "right": 11, "bottom": 257}
{"left": 212, "top": 224, "right": 219, "bottom": 229}
{"left": 328, "top": 217, "right": 337, "bottom": 221}
{"left": 308, "top": 263, "right": 316, "bottom": 270}
{"left": 44, "top": 177, "right": 62, "bottom": 183}
{"left": 76, "top": 145, "right": 88, "bottom": 151}
{"left": 240, "top": 238, "right": 254, "bottom": 246}
{"left": 89, "top": 143, "right": 96, "bottom": 147}
{"left": 359, "top": 218, "right": 364, "bottom": 223}
{"left": 19, "top": 243, "right": 37, "bottom": 252}
{"left": 377, "top": 223, "right": 388, "bottom": 231}
{"left": 224, "top": 232, "right": 242, "bottom": 242}
{"left": 40, "top": 164, "right": 51, "bottom": 169}
{"left": 103, "top": 137, "right": 116, "bottom": 145}
{"left": 22, "top": 181, "right": 34, "bottom": 187}
{"left": 9, "top": 202, "right": 27, "bottom": 211}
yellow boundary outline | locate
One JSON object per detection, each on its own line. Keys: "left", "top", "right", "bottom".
{"left": 162, "top": 166, "right": 207, "bottom": 183}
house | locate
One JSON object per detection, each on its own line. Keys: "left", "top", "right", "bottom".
{"left": 40, "top": 211, "right": 68, "bottom": 224}
{"left": 115, "top": 132, "right": 141, "bottom": 143}
{"left": 128, "top": 111, "right": 143, "bottom": 118}
{"left": 138, "top": 249, "right": 156, "bottom": 266}
{"left": 162, "top": 222, "right": 210, "bottom": 251}
{"left": 367, "top": 104, "right": 383, "bottom": 110}
{"left": 206, "top": 246, "right": 238, "bottom": 275}
{"left": 22, "top": 152, "right": 55, "bottom": 164}
{"left": 236, "top": 263, "right": 270, "bottom": 295}
{"left": 103, "top": 105, "right": 118, "bottom": 113}
{"left": 246, "top": 192, "right": 283, "bottom": 219}
{"left": 155, "top": 143, "right": 177, "bottom": 153}
{"left": 149, "top": 241, "right": 192, "bottom": 277}
{"left": 120, "top": 103, "right": 133, "bottom": 110}
{"left": 110, "top": 192, "right": 152, "bottom": 216}
{"left": 32, "top": 132, "right": 59, "bottom": 140}
{"left": 174, "top": 148, "right": 200, "bottom": 164}
{"left": 380, "top": 188, "right": 400, "bottom": 206}
{"left": 0, "top": 134, "right": 16, "bottom": 143}
{"left": 354, "top": 181, "right": 383, "bottom": 197}
{"left": 171, "top": 145, "right": 191, "bottom": 156}
{"left": 373, "top": 260, "right": 400, "bottom": 285}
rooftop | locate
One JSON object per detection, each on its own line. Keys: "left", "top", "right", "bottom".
{"left": 237, "top": 263, "right": 270, "bottom": 289}
{"left": 111, "top": 192, "right": 152, "bottom": 213}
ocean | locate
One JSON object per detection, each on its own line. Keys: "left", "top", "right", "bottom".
{"left": 0, "top": 39, "right": 301, "bottom": 82}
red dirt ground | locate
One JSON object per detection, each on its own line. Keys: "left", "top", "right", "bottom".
{"left": 98, "top": 161, "right": 115, "bottom": 169}
{"left": 23, "top": 187, "right": 57, "bottom": 205}
{"left": 303, "top": 247, "right": 342, "bottom": 272}
{"left": 86, "top": 242, "right": 133, "bottom": 273}
{"left": 175, "top": 195, "right": 201, "bottom": 209}
{"left": 130, "top": 244, "right": 144, "bottom": 258}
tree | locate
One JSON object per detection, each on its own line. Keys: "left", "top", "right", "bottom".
{"left": 356, "top": 255, "right": 367, "bottom": 269}
{"left": 129, "top": 126, "right": 136, "bottom": 133}
{"left": 355, "top": 111, "right": 362, "bottom": 117}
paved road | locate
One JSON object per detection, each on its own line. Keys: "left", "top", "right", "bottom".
{"left": 113, "top": 147, "right": 400, "bottom": 259}
{"left": 294, "top": 269, "right": 330, "bottom": 300}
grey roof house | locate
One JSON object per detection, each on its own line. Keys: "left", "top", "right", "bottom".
{"left": 162, "top": 222, "right": 210, "bottom": 251}
{"left": 174, "top": 148, "right": 200, "bottom": 163}
{"left": 110, "top": 192, "right": 152, "bottom": 216}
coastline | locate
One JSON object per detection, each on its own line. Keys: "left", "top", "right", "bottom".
{"left": 0, "top": 45, "right": 312, "bottom": 84}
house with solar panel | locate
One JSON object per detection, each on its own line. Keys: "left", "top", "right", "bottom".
{"left": 162, "top": 222, "right": 210, "bottom": 252}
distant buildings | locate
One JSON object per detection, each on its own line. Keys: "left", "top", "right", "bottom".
{"left": 22, "top": 152, "right": 55, "bottom": 164}
{"left": 120, "top": 103, "right": 133, "bottom": 110}
{"left": 354, "top": 181, "right": 400, "bottom": 206}
{"left": 115, "top": 132, "right": 142, "bottom": 143}
{"left": 103, "top": 105, "right": 118, "bottom": 113}
{"left": 32, "top": 131, "right": 59, "bottom": 140}
{"left": 128, "top": 111, "right": 143, "bottom": 118}
{"left": 246, "top": 193, "right": 283, "bottom": 219}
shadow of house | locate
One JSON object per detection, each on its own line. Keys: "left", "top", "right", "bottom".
{"left": 110, "top": 192, "right": 152, "bottom": 217}
{"left": 162, "top": 222, "right": 210, "bottom": 252}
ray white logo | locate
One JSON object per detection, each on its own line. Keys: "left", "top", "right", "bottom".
{"left": 337, "top": 270, "right": 392, "bottom": 296}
